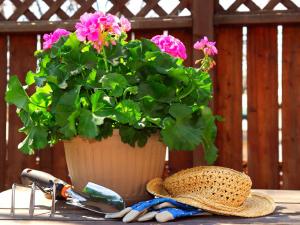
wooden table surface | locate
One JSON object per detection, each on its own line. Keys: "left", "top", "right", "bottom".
{"left": 0, "top": 188, "right": 299, "bottom": 224}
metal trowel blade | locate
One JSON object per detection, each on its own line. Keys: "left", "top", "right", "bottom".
{"left": 66, "top": 182, "right": 125, "bottom": 214}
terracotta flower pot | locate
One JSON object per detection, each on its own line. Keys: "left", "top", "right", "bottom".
{"left": 63, "top": 130, "right": 166, "bottom": 204}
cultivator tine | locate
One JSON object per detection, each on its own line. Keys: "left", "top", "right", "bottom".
{"left": 50, "top": 181, "right": 56, "bottom": 217}
{"left": 10, "top": 182, "right": 50, "bottom": 217}
{"left": 10, "top": 183, "right": 16, "bottom": 216}
{"left": 29, "top": 182, "right": 36, "bottom": 217}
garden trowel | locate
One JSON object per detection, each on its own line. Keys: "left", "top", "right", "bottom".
{"left": 21, "top": 168, "right": 125, "bottom": 215}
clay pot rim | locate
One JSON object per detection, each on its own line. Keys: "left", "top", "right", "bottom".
{"left": 63, "top": 129, "right": 163, "bottom": 145}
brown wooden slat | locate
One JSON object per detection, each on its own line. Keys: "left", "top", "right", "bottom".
{"left": 133, "top": 28, "right": 163, "bottom": 40}
{"left": 38, "top": 148, "right": 53, "bottom": 174}
{"left": 247, "top": 25, "right": 279, "bottom": 189}
{"left": 41, "top": 0, "right": 66, "bottom": 20}
{"left": 136, "top": 0, "right": 160, "bottom": 17}
{"left": 227, "top": 0, "right": 246, "bottom": 12}
{"left": 120, "top": 7, "right": 135, "bottom": 18}
{"left": 23, "top": 9, "right": 38, "bottom": 21}
{"left": 0, "top": 0, "right": 5, "bottom": 20}
{"left": 214, "top": 11, "right": 300, "bottom": 25}
{"left": 282, "top": 25, "right": 300, "bottom": 189}
{"left": 169, "top": 0, "right": 189, "bottom": 16}
{"left": 263, "top": 0, "right": 281, "bottom": 10}
{"left": 192, "top": 0, "right": 214, "bottom": 166}
{"left": 6, "top": 34, "right": 38, "bottom": 189}
{"left": 214, "top": 0, "right": 225, "bottom": 13}
{"left": 9, "top": 0, "right": 36, "bottom": 21}
{"left": 192, "top": 0, "right": 214, "bottom": 62}
{"left": 214, "top": 26, "right": 243, "bottom": 171}
{"left": 71, "top": 0, "right": 95, "bottom": 19}
{"left": 0, "top": 17, "right": 192, "bottom": 33}
{"left": 281, "top": 0, "right": 299, "bottom": 9}
{"left": 55, "top": 9, "right": 69, "bottom": 20}
{"left": 51, "top": 142, "right": 70, "bottom": 183}
{"left": 152, "top": 4, "right": 167, "bottom": 17}
{"left": 0, "top": 35, "right": 7, "bottom": 191}
{"left": 109, "top": 0, "right": 133, "bottom": 17}
{"left": 244, "top": 0, "right": 260, "bottom": 11}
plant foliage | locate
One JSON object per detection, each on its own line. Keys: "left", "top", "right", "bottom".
{"left": 5, "top": 33, "right": 218, "bottom": 163}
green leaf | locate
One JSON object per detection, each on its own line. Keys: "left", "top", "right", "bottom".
{"left": 18, "top": 126, "right": 48, "bottom": 154}
{"left": 59, "top": 110, "right": 79, "bottom": 139}
{"left": 161, "top": 117, "right": 202, "bottom": 151}
{"left": 119, "top": 125, "right": 150, "bottom": 147}
{"left": 97, "top": 119, "right": 113, "bottom": 140}
{"left": 52, "top": 86, "right": 80, "bottom": 126}
{"left": 64, "top": 33, "right": 80, "bottom": 49}
{"left": 91, "top": 90, "right": 105, "bottom": 112}
{"left": 5, "top": 75, "right": 30, "bottom": 111}
{"left": 35, "top": 76, "right": 47, "bottom": 87}
{"left": 169, "top": 104, "right": 192, "bottom": 120}
{"left": 29, "top": 84, "right": 52, "bottom": 110}
{"left": 119, "top": 126, "right": 136, "bottom": 146}
{"left": 81, "top": 51, "right": 98, "bottom": 69}
{"left": 195, "top": 107, "right": 218, "bottom": 164}
{"left": 100, "top": 73, "right": 128, "bottom": 97}
{"left": 145, "top": 51, "right": 178, "bottom": 74}
{"left": 87, "top": 69, "right": 97, "bottom": 85}
{"left": 78, "top": 109, "right": 98, "bottom": 138}
{"left": 167, "top": 68, "right": 189, "bottom": 84}
{"left": 124, "top": 86, "right": 138, "bottom": 96}
{"left": 25, "top": 71, "right": 35, "bottom": 85}
{"left": 115, "top": 100, "right": 141, "bottom": 125}
{"left": 137, "top": 81, "right": 176, "bottom": 103}
{"left": 141, "top": 38, "right": 160, "bottom": 52}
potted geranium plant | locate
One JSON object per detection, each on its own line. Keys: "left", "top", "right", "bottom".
{"left": 5, "top": 11, "right": 218, "bottom": 203}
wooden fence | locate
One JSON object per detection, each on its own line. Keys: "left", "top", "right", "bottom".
{"left": 0, "top": 0, "right": 299, "bottom": 191}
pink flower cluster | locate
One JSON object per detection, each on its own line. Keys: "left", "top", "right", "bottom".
{"left": 194, "top": 36, "right": 218, "bottom": 56}
{"left": 75, "top": 12, "right": 131, "bottom": 51}
{"left": 43, "top": 28, "right": 70, "bottom": 50}
{"left": 151, "top": 35, "right": 187, "bottom": 60}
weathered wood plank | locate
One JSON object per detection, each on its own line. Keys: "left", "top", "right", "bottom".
{"left": 0, "top": 196, "right": 299, "bottom": 224}
{"left": 214, "top": 11, "right": 300, "bottom": 25}
{"left": 257, "top": 189, "right": 300, "bottom": 203}
{"left": 6, "top": 34, "right": 38, "bottom": 189}
{"left": 0, "top": 189, "right": 300, "bottom": 224}
{"left": 51, "top": 142, "right": 70, "bottom": 183}
{"left": 247, "top": 26, "right": 279, "bottom": 189}
{"left": 191, "top": 0, "right": 214, "bottom": 166}
{"left": 214, "top": 26, "right": 243, "bottom": 171}
{"left": 0, "top": 35, "right": 7, "bottom": 191}
{"left": 0, "top": 17, "right": 192, "bottom": 33}
{"left": 282, "top": 25, "right": 300, "bottom": 189}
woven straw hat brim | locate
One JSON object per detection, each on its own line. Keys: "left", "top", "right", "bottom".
{"left": 147, "top": 178, "right": 275, "bottom": 218}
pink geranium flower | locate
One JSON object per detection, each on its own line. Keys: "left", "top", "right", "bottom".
{"left": 151, "top": 34, "right": 187, "bottom": 60}
{"left": 75, "top": 11, "right": 131, "bottom": 52}
{"left": 194, "top": 36, "right": 218, "bottom": 56}
{"left": 43, "top": 28, "right": 70, "bottom": 50}
{"left": 120, "top": 17, "right": 131, "bottom": 32}
{"left": 75, "top": 12, "right": 102, "bottom": 42}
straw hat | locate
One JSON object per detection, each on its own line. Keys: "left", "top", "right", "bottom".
{"left": 147, "top": 166, "right": 275, "bottom": 217}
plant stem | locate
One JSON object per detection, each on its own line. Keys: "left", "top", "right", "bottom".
{"left": 102, "top": 47, "right": 109, "bottom": 72}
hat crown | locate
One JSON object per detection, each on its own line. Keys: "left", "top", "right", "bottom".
{"left": 163, "top": 167, "right": 252, "bottom": 208}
